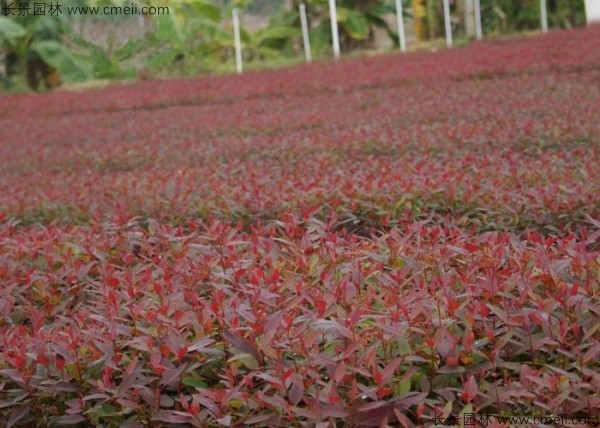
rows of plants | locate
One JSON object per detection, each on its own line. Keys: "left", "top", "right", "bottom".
{"left": 0, "top": 26, "right": 599, "bottom": 426}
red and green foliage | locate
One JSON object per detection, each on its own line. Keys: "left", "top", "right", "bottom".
{"left": 0, "top": 26, "right": 599, "bottom": 426}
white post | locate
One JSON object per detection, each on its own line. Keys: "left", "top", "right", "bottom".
{"left": 232, "top": 8, "right": 243, "bottom": 74}
{"left": 328, "top": 0, "right": 340, "bottom": 59}
{"left": 394, "top": 0, "right": 406, "bottom": 52}
{"left": 585, "top": 0, "right": 600, "bottom": 24}
{"left": 474, "top": 0, "right": 483, "bottom": 40}
{"left": 464, "top": 0, "right": 475, "bottom": 37}
{"left": 299, "top": 4, "right": 312, "bottom": 63}
{"left": 540, "top": 0, "right": 548, "bottom": 33}
{"left": 443, "top": 0, "right": 452, "bottom": 48}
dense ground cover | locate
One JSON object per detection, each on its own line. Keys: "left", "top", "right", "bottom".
{"left": 0, "top": 26, "right": 599, "bottom": 427}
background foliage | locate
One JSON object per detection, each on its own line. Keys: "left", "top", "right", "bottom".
{"left": 0, "top": 0, "right": 589, "bottom": 90}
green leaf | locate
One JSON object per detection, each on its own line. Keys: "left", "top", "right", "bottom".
{"left": 31, "top": 16, "right": 64, "bottom": 38}
{"left": 181, "top": 376, "right": 208, "bottom": 388}
{"left": 366, "top": 3, "right": 396, "bottom": 17}
{"left": 228, "top": 353, "right": 259, "bottom": 370}
{"left": 397, "top": 338, "right": 412, "bottom": 355}
{"left": 191, "top": 0, "right": 222, "bottom": 22}
{"left": 145, "top": 49, "right": 179, "bottom": 71}
{"left": 115, "top": 37, "right": 147, "bottom": 61}
{"left": 0, "top": 18, "right": 27, "bottom": 43}
{"left": 254, "top": 45, "right": 282, "bottom": 60}
{"left": 65, "top": 362, "right": 81, "bottom": 382}
{"left": 442, "top": 400, "right": 454, "bottom": 418}
{"left": 239, "top": 26, "right": 252, "bottom": 44}
{"left": 460, "top": 404, "right": 474, "bottom": 427}
{"left": 154, "top": 13, "right": 183, "bottom": 47}
{"left": 31, "top": 40, "right": 92, "bottom": 82}
{"left": 309, "top": 24, "right": 332, "bottom": 53}
{"left": 70, "top": 36, "right": 114, "bottom": 78}
{"left": 96, "top": 403, "right": 119, "bottom": 417}
{"left": 308, "top": 253, "right": 319, "bottom": 274}
{"left": 338, "top": 8, "right": 369, "bottom": 40}
{"left": 255, "top": 26, "right": 300, "bottom": 45}
{"left": 396, "top": 377, "right": 411, "bottom": 396}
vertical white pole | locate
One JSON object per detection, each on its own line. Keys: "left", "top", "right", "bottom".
{"left": 474, "top": 0, "right": 482, "bottom": 40}
{"left": 584, "top": 0, "right": 600, "bottom": 24}
{"left": 299, "top": 3, "right": 312, "bottom": 63}
{"left": 394, "top": 0, "right": 407, "bottom": 52}
{"left": 233, "top": 8, "right": 243, "bottom": 74}
{"left": 443, "top": 0, "right": 452, "bottom": 48}
{"left": 328, "top": 0, "right": 340, "bottom": 59}
{"left": 464, "top": 0, "right": 475, "bottom": 37}
{"left": 540, "top": 0, "right": 548, "bottom": 33}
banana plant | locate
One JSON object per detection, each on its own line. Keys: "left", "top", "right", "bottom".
{"left": 0, "top": 1, "right": 93, "bottom": 89}
{"left": 69, "top": 34, "right": 141, "bottom": 80}
{"left": 121, "top": 0, "right": 224, "bottom": 72}
{"left": 283, "top": 0, "right": 401, "bottom": 53}
{"left": 479, "top": 0, "right": 585, "bottom": 33}
{"left": 237, "top": 9, "right": 301, "bottom": 62}
{"left": 131, "top": 0, "right": 300, "bottom": 73}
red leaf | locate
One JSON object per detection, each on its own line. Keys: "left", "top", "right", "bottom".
{"left": 288, "top": 377, "right": 304, "bottom": 405}
{"left": 161, "top": 363, "right": 188, "bottom": 387}
{"left": 380, "top": 357, "right": 402, "bottom": 384}
{"left": 55, "top": 414, "right": 87, "bottom": 425}
{"left": 462, "top": 375, "right": 478, "bottom": 403}
{"left": 7, "top": 406, "right": 29, "bottom": 428}
{"left": 223, "top": 329, "right": 264, "bottom": 367}
{"left": 394, "top": 409, "right": 415, "bottom": 428}
{"left": 151, "top": 411, "right": 193, "bottom": 424}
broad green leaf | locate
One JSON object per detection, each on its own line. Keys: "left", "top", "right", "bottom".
{"left": 239, "top": 26, "right": 252, "bottom": 44}
{"left": 182, "top": 376, "right": 208, "bottom": 388}
{"left": 154, "top": 13, "right": 183, "bottom": 47}
{"left": 338, "top": 8, "right": 369, "bottom": 40}
{"left": 460, "top": 404, "right": 475, "bottom": 428}
{"left": 255, "top": 26, "right": 300, "bottom": 45}
{"left": 31, "top": 40, "right": 92, "bottom": 82}
{"left": 65, "top": 362, "right": 81, "bottom": 382}
{"left": 309, "top": 24, "right": 332, "bottom": 53}
{"left": 228, "top": 353, "right": 259, "bottom": 370}
{"left": 395, "top": 377, "right": 411, "bottom": 396}
{"left": 70, "top": 36, "right": 114, "bottom": 78}
{"left": 145, "top": 49, "right": 179, "bottom": 71}
{"left": 191, "top": 1, "right": 221, "bottom": 22}
{"left": 31, "top": 16, "right": 64, "bottom": 37}
{"left": 366, "top": 3, "right": 396, "bottom": 17}
{"left": 0, "top": 18, "right": 26, "bottom": 43}
{"left": 115, "top": 37, "right": 147, "bottom": 61}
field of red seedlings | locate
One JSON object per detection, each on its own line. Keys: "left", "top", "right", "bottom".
{"left": 1, "top": 26, "right": 599, "bottom": 427}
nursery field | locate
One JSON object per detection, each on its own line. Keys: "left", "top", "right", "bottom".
{"left": 0, "top": 26, "right": 599, "bottom": 427}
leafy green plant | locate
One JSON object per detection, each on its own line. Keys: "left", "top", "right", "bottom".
{"left": 69, "top": 34, "right": 140, "bottom": 80}
{"left": 287, "top": 0, "right": 399, "bottom": 52}
{"left": 238, "top": 11, "right": 301, "bottom": 62}
{"left": 130, "top": 0, "right": 301, "bottom": 74}
{"left": 0, "top": 1, "right": 92, "bottom": 90}
{"left": 117, "top": 0, "right": 229, "bottom": 74}
{"left": 479, "top": 0, "right": 586, "bottom": 34}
